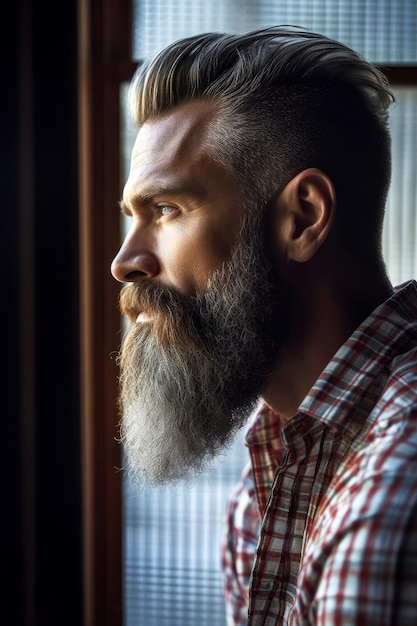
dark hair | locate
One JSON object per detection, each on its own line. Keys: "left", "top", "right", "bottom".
{"left": 128, "top": 27, "right": 394, "bottom": 259}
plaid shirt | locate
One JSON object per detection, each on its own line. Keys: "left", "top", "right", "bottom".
{"left": 223, "top": 281, "right": 417, "bottom": 625}
{"left": 222, "top": 460, "right": 262, "bottom": 626}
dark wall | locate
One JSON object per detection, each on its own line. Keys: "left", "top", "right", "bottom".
{"left": 4, "top": 1, "right": 83, "bottom": 624}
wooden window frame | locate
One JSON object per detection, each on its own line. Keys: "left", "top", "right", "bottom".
{"left": 78, "top": 1, "right": 136, "bottom": 624}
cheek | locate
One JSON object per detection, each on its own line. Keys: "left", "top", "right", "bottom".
{"left": 193, "top": 229, "right": 234, "bottom": 279}
{"left": 161, "top": 223, "right": 235, "bottom": 293}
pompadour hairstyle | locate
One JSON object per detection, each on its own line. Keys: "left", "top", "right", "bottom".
{"left": 128, "top": 27, "right": 395, "bottom": 260}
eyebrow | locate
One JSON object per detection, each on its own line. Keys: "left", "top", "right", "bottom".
{"left": 119, "top": 181, "right": 207, "bottom": 214}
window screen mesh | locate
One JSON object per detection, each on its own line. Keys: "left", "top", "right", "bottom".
{"left": 132, "top": 0, "right": 417, "bottom": 63}
{"left": 122, "top": 2, "right": 417, "bottom": 624}
{"left": 123, "top": 430, "right": 251, "bottom": 626}
{"left": 384, "top": 87, "right": 417, "bottom": 285}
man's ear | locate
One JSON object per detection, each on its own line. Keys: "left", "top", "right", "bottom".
{"left": 273, "top": 168, "right": 336, "bottom": 263}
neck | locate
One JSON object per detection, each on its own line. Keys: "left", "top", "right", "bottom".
{"left": 262, "top": 256, "right": 393, "bottom": 420}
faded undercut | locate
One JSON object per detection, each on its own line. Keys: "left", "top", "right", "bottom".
{"left": 128, "top": 27, "right": 394, "bottom": 260}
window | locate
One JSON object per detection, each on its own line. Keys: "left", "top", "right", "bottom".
{"left": 118, "top": 2, "right": 417, "bottom": 625}
{"left": 384, "top": 86, "right": 417, "bottom": 284}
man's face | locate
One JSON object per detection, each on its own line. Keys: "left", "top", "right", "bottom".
{"left": 112, "top": 100, "right": 243, "bottom": 300}
{"left": 111, "top": 101, "right": 289, "bottom": 485}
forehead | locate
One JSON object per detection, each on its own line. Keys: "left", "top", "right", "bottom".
{"left": 130, "top": 100, "right": 219, "bottom": 182}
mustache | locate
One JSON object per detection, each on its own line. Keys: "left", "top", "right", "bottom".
{"left": 119, "top": 281, "right": 192, "bottom": 323}
{"left": 118, "top": 281, "right": 203, "bottom": 349}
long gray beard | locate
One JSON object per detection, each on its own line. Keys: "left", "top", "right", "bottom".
{"left": 117, "top": 223, "right": 286, "bottom": 486}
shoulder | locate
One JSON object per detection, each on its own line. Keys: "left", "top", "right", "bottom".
{"left": 364, "top": 346, "right": 417, "bottom": 462}
{"left": 312, "top": 357, "right": 417, "bottom": 546}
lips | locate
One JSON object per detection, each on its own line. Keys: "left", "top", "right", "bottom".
{"left": 136, "top": 311, "right": 154, "bottom": 323}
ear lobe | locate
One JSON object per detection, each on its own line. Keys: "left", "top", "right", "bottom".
{"left": 278, "top": 168, "right": 336, "bottom": 263}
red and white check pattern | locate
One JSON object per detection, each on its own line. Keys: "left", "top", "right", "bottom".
{"left": 222, "top": 462, "right": 262, "bottom": 626}
{"left": 223, "top": 281, "right": 417, "bottom": 625}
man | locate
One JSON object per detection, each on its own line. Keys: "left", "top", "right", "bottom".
{"left": 111, "top": 27, "right": 417, "bottom": 625}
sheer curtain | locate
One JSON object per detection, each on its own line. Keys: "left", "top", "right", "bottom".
{"left": 122, "top": 2, "right": 417, "bottom": 624}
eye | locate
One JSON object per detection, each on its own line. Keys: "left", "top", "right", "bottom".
{"left": 158, "top": 204, "right": 177, "bottom": 217}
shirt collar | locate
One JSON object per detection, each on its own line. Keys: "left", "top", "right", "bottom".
{"left": 247, "top": 280, "right": 417, "bottom": 445}
{"left": 299, "top": 280, "right": 417, "bottom": 430}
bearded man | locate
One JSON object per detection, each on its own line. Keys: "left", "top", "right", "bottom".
{"left": 111, "top": 27, "right": 417, "bottom": 625}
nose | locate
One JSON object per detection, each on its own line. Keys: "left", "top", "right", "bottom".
{"left": 111, "top": 233, "right": 160, "bottom": 283}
